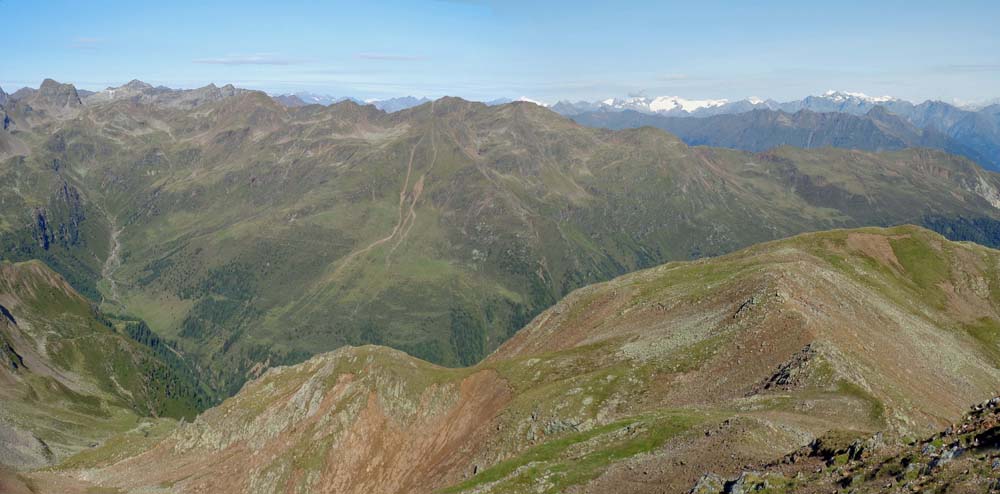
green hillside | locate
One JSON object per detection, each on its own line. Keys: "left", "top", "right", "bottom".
{"left": 0, "top": 260, "right": 208, "bottom": 469}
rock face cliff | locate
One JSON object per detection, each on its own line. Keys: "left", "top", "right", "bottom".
{"left": 34, "top": 79, "right": 83, "bottom": 111}
{"left": 25, "top": 226, "right": 1000, "bottom": 493}
{"left": 6, "top": 79, "right": 84, "bottom": 123}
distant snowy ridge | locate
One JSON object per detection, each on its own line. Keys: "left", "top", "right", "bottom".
{"left": 821, "top": 90, "right": 897, "bottom": 104}
{"left": 550, "top": 91, "right": 918, "bottom": 117}
{"left": 597, "top": 95, "right": 729, "bottom": 114}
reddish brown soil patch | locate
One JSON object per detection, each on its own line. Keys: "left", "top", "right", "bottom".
{"left": 845, "top": 233, "right": 904, "bottom": 270}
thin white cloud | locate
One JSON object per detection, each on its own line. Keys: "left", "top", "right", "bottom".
{"left": 356, "top": 52, "right": 425, "bottom": 61}
{"left": 193, "top": 54, "right": 303, "bottom": 66}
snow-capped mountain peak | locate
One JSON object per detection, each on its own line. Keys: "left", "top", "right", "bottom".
{"left": 515, "top": 96, "right": 547, "bottom": 106}
{"left": 650, "top": 96, "right": 728, "bottom": 113}
{"left": 821, "top": 90, "right": 897, "bottom": 104}
{"left": 595, "top": 95, "right": 728, "bottom": 114}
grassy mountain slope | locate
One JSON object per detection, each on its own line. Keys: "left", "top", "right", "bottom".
{"left": 27, "top": 225, "right": 1000, "bottom": 493}
{"left": 0, "top": 260, "right": 208, "bottom": 470}
{"left": 5, "top": 82, "right": 1000, "bottom": 395}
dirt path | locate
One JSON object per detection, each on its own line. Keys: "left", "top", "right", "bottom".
{"left": 330, "top": 136, "right": 424, "bottom": 277}
{"left": 330, "top": 101, "right": 437, "bottom": 277}
{"left": 389, "top": 113, "right": 438, "bottom": 260}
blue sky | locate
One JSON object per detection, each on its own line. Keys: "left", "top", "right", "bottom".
{"left": 3, "top": 0, "right": 999, "bottom": 103}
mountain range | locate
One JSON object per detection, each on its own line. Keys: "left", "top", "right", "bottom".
{"left": 261, "top": 89, "right": 1000, "bottom": 170}
{"left": 571, "top": 106, "right": 1000, "bottom": 171}
{"left": 21, "top": 80, "right": 994, "bottom": 149}
{"left": 271, "top": 92, "right": 362, "bottom": 107}
{"left": 4, "top": 78, "right": 1000, "bottom": 401}
{"left": 3, "top": 77, "right": 1000, "bottom": 492}
{"left": 5, "top": 225, "right": 1000, "bottom": 493}
{"left": 560, "top": 92, "right": 1000, "bottom": 172}
{"left": 550, "top": 91, "right": 932, "bottom": 117}
{"left": 270, "top": 92, "right": 432, "bottom": 113}
{"left": 269, "top": 93, "right": 533, "bottom": 113}
{"left": 370, "top": 95, "right": 433, "bottom": 113}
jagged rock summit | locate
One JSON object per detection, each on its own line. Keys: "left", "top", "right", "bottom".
{"left": 35, "top": 79, "right": 83, "bottom": 109}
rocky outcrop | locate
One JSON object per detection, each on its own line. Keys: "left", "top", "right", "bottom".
{"left": 0, "top": 304, "right": 15, "bottom": 326}
{"left": 0, "top": 307, "right": 26, "bottom": 371}
{"left": 30, "top": 182, "right": 86, "bottom": 251}
{"left": 0, "top": 424, "right": 54, "bottom": 471}
{"left": 1, "top": 79, "right": 83, "bottom": 123}
{"left": 748, "top": 344, "right": 818, "bottom": 395}
{"left": 690, "top": 397, "right": 1000, "bottom": 493}
{"left": 34, "top": 79, "right": 82, "bottom": 110}
{"left": 0, "top": 339, "right": 24, "bottom": 371}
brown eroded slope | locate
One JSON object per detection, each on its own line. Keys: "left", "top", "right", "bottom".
{"left": 27, "top": 225, "right": 1000, "bottom": 493}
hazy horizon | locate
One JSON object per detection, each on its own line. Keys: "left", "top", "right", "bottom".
{"left": 5, "top": 0, "right": 999, "bottom": 104}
